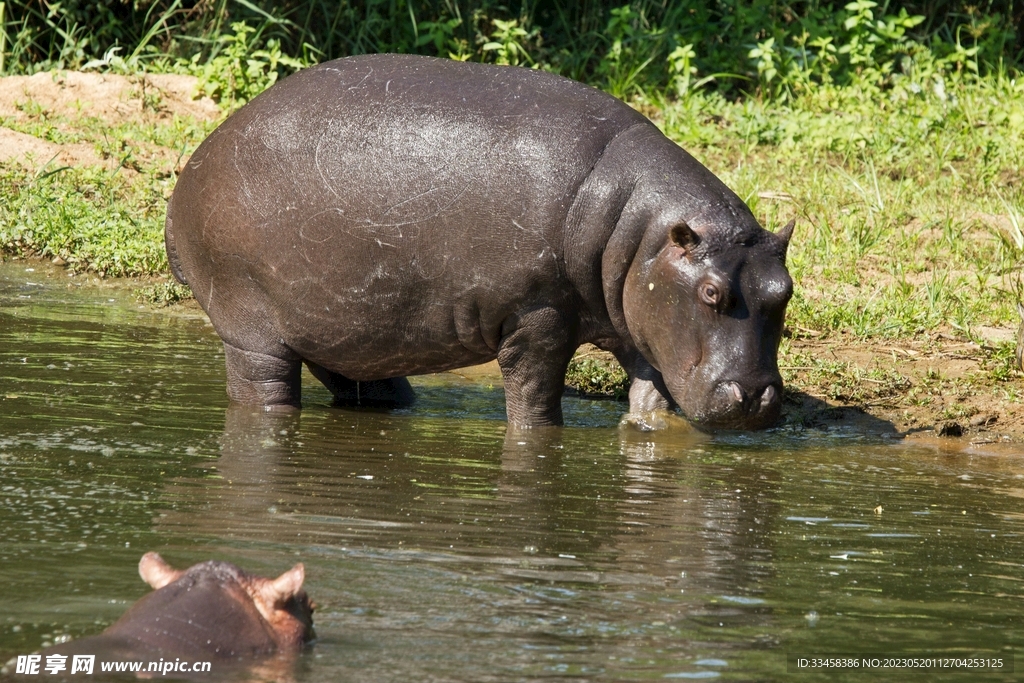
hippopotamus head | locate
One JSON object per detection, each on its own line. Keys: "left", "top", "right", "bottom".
{"left": 10, "top": 553, "right": 316, "bottom": 681}
{"left": 133, "top": 552, "right": 315, "bottom": 653}
{"left": 623, "top": 219, "right": 794, "bottom": 430}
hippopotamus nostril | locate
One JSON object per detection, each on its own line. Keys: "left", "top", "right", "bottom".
{"left": 723, "top": 381, "right": 745, "bottom": 406}
{"left": 755, "top": 384, "right": 783, "bottom": 424}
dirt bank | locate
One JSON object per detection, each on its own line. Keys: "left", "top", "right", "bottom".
{"left": 0, "top": 71, "right": 220, "bottom": 171}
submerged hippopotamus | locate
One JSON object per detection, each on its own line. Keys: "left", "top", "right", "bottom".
{"left": 166, "top": 54, "right": 793, "bottom": 430}
{"left": 10, "top": 553, "right": 313, "bottom": 678}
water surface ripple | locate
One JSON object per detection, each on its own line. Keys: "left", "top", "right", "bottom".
{"left": 2, "top": 262, "right": 1023, "bottom": 681}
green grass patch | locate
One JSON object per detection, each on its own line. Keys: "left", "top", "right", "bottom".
{"left": 780, "top": 349, "right": 912, "bottom": 405}
{"left": 564, "top": 356, "right": 630, "bottom": 400}
{"left": 0, "top": 97, "right": 215, "bottom": 278}
{"left": 0, "top": 164, "right": 170, "bottom": 277}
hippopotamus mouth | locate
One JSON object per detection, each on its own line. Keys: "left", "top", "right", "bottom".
{"left": 687, "top": 378, "right": 784, "bottom": 430}
{"left": 661, "top": 354, "right": 784, "bottom": 431}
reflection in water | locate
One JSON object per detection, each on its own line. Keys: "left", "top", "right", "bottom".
{"left": 2, "top": 261, "right": 1024, "bottom": 682}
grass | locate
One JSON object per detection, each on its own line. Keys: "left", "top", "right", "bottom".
{"left": 0, "top": 164, "right": 169, "bottom": 277}
{"left": 0, "top": 96, "right": 215, "bottom": 277}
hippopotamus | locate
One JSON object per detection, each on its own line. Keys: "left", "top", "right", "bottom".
{"left": 166, "top": 54, "right": 793, "bottom": 430}
{"left": 9, "top": 553, "right": 313, "bottom": 678}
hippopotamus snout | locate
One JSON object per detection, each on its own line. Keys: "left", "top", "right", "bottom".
{"left": 700, "top": 378, "right": 783, "bottom": 429}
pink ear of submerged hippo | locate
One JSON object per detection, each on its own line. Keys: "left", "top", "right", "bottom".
{"left": 247, "top": 562, "right": 314, "bottom": 650}
{"left": 139, "top": 551, "right": 185, "bottom": 589}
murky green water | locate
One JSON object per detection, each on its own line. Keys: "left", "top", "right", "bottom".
{"left": 2, "top": 260, "right": 1024, "bottom": 682}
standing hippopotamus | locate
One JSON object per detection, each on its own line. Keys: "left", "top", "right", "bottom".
{"left": 166, "top": 54, "right": 793, "bottom": 430}
{"left": 10, "top": 553, "right": 313, "bottom": 678}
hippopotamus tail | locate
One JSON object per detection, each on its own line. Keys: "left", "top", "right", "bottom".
{"left": 164, "top": 201, "right": 187, "bottom": 285}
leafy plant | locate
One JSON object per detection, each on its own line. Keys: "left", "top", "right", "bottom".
{"left": 191, "top": 21, "right": 305, "bottom": 107}
{"left": 138, "top": 280, "right": 193, "bottom": 306}
{"left": 565, "top": 356, "right": 629, "bottom": 400}
{"left": 481, "top": 17, "right": 536, "bottom": 66}
{"left": 596, "top": 5, "right": 662, "bottom": 99}
{"left": 414, "top": 15, "right": 469, "bottom": 60}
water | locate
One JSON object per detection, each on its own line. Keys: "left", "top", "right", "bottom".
{"left": 2, "top": 260, "right": 1024, "bottom": 682}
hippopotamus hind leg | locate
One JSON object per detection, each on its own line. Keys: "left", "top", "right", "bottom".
{"left": 223, "top": 342, "right": 302, "bottom": 409}
{"left": 305, "top": 361, "right": 415, "bottom": 407}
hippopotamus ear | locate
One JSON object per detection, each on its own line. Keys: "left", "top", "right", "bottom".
{"left": 669, "top": 222, "right": 700, "bottom": 255}
{"left": 776, "top": 219, "right": 795, "bottom": 253}
{"left": 270, "top": 563, "right": 305, "bottom": 604}
{"left": 138, "top": 552, "right": 185, "bottom": 590}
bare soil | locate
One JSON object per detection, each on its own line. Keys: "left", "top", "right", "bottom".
{"left": 0, "top": 71, "right": 220, "bottom": 170}
{"left": 780, "top": 337, "right": 1024, "bottom": 447}
{"left": 2, "top": 71, "right": 1022, "bottom": 450}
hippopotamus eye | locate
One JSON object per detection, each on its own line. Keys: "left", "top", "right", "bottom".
{"left": 699, "top": 282, "right": 721, "bottom": 308}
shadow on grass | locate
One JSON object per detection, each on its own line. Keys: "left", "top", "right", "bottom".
{"left": 781, "top": 388, "right": 902, "bottom": 437}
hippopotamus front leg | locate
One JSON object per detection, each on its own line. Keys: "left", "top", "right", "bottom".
{"left": 498, "top": 306, "right": 576, "bottom": 428}
{"left": 613, "top": 346, "right": 674, "bottom": 414}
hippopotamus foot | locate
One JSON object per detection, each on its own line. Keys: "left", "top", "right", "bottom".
{"left": 497, "top": 308, "right": 575, "bottom": 428}
{"left": 223, "top": 342, "right": 301, "bottom": 410}
{"left": 620, "top": 408, "right": 695, "bottom": 432}
{"left": 305, "top": 361, "right": 415, "bottom": 407}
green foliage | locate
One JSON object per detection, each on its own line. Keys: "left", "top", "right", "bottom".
{"left": 413, "top": 15, "right": 469, "bottom": 60}
{"left": 0, "top": 165, "right": 168, "bottom": 277}
{"left": 1, "top": 2, "right": 1021, "bottom": 103}
{"left": 666, "top": 42, "right": 698, "bottom": 98}
{"left": 481, "top": 17, "right": 536, "bottom": 66}
{"left": 0, "top": 105, "right": 213, "bottom": 280}
{"left": 137, "top": 280, "right": 193, "bottom": 306}
{"left": 564, "top": 356, "right": 630, "bottom": 400}
{"left": 189, "top": 21, "right": 305, "bottom": 107}
{"left": 594, "top": 5, "right": 661, "bottom": 99}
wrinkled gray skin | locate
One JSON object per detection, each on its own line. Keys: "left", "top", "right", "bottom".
{"left": 28, "top": 554, "right": 314, "bottom": 666}
{"left": 167, "top": 54, "right": 793, "bottom": 430}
